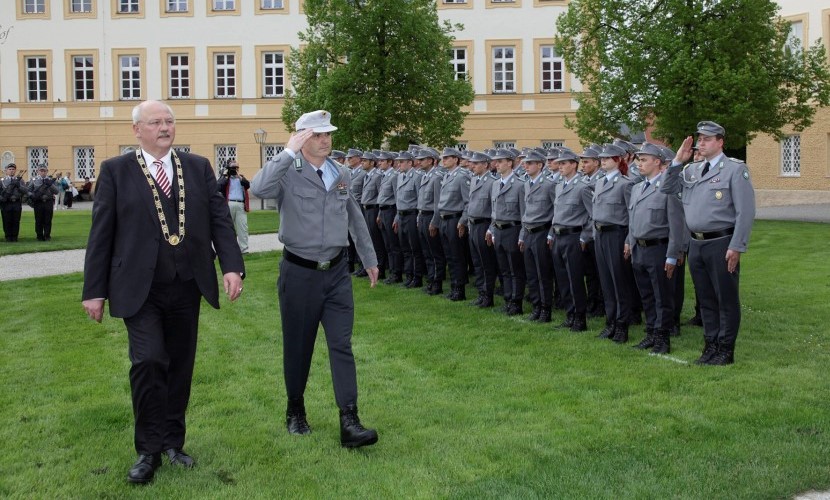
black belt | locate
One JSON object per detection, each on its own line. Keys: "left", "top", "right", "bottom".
{"left": 690, "top": 227, "right": 734, "bottom": 241}
{"left": 493, "top": 220, "right": 521, "bottom": 230}
{"left": 636, "top": 237, "right": 670, "bottom": 248}
{"left": 419, "top": 210, "right": 434, "bottom": 216}
{"left": 554, "top": 225, "right": 582, "bottom": 235}
{"left": 398, "top": 209, "right": 416, "bottom": 216}
{"left": 229, "top": 199, "right": 245, "bottom": 202}
{"left": 363, "top": 204, "right": 379, "bottom": 210}
{"left": 594, "top": 223, "right": 628, "bottom": 232}
{"left": 379, "top": 205, "right": 395, "bottom": 211}
{"left": 440, "top": 212, "right": 463, "bottom": 220}
{"left": 284, "top": 249, "right": 344, "bottom": 271}
{"left": 524, "top": 223, "right": 552, "bottom": 234}
{"left": 468, "top": 217, "right": 491, "bottom": 225}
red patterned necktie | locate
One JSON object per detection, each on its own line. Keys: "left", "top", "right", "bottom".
{"left": 153, "top": 160, "right": 171, "bottom": 197}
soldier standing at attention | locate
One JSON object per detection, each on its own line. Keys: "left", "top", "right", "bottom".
{"left": 415, "top": 149, "right": 446, "bottom": 296}
{"left": 346, "top": 149, "right": 366, "bottom": 275}
{"left": 360, "top": 152, "right": 387, "bottom": 280}
{"left": 376, "top": 152, "right": 403, "bottom": 284}
{"left": 662, "top": 121, "right": 755, "bottom": 365}
{"left": 393, "top": 151, "right": 425, "bottom": 288}
{"left": 437, "top": 147, "right": 471, "bottom": 301}
{"left": 1, "top": 163, "right": 26, "bottom": 242}
{"left": 466, "top": 152, "right": 498, "bottom": 308}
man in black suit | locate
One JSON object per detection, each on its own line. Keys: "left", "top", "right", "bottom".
{"left": 82, "top": 100, "right": 244, "bottom": 484}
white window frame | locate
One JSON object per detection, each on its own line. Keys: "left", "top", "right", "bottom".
{"left": 71, "top": 0, "right": 93, "bottom": 12}
{"left": 119, "top": 55, "right": 141, "bottom": 100}
{"left": 74, "top": 146, "right": 96, "bottom": 180}
{"left": 262, "top": 51, "right": 285, "bottom": 97}
{"left": 263, "top": 144, "right": 284, "bottom": 163}
{"left": 173, "top": 145, "right": 191, "bottom": 154}
{"left": 455, "top": 142, "right": 468, "bottom": 151}
{"left": 260, "top": 0, "right": 283, "bottom": 8}
{"left": 540, "top": 45, "right": 564, "bottom": 93}
{"left": 542, "top": 140, "right": 564, "bottom": 149}
{"left": 168, "top": 54, "right": 190, "bottom": 99}
{"left": 24, "top": 0, "right": 46, "bottom": 13}
{"left": 780, "top": 135, "right": 800, "bottom": 177}
{"left": 494, "top": 141, "right": 515, "bottom": 149}
{"left": 27, "top": 147, "right": 49, "bottom": 178}
{"left": 450, "top": 47, "right": 467, "bottom": 81}
{"left": 492, "top": 46, "right": 515, "bottom": 93}
{"left": 212, "top": 0, "right": 234, "bottom": 10}
{"left": 215, "top": 145, "right": 237, "bottom": 173}
{"left": 787, "top": 21, "right": 804, "bottom": 53}
{"left": 118, "top": 0, "right": 140, "bottom": 13}
{"left": 166, "top": 0, "right": 188, "bottom": 12}
{"left": 444, "top": 0, "right": 467, "bottom": 3}
{"left": 25, "top": 56, "right": 48, "bottom": 102}
{"left": 214, "top": 53, "right": 236, "bottom": 98}
{"left": 72, "top": 55, "right": 95, "bottom": 101}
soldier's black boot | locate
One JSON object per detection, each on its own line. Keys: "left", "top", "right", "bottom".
{"left": 706, "top": 342, "right": 735, "bottom": 365}
{"left": 633, "top": 328, "right": 655, "bottom": 350}
{"left": 569, "top": 313, "right": 587, "bottom": 332}
{"left": 286, "top": 398, "right": 311, "bottom": 435}
{"left": 423, "top": 278, "right": 433, "bottom": 293}
{"left": 478, "top": 293, "right": 495, "bottom": 308}
{"left": 650, "top": 328, "right": 670, "bottom": 354}
{"left": 449, "top": 284, "right": 466, "bottom": 301}
{"left": 470, "top": 291, "right": 485, "bottom": 307}
{"left": 506, "top": 299, "right": 523, "bottom": 316}
{"left": 408, "top": 276, "right": 423, "bottom": 289}
{"left": 597, "top": 320, "right": 615, "bottom": 339}
{"left": 538, "top": 306, "right": 552, "bottom": 323}
{"left": 402, "top": 275, "right": 414, "bottom": 287}
{"left": 611, "top": 322, "right": 629, "bottom": 344}
{"left": 695, "top": 339, "right": 718, "bottom": 365}
{"left": 527, "top": 304, "right": 541, "bottom": 321}
{"left": 339, "top": 405, "right": 378, "bottom": 449}
{"left": 556, "top": 312, "right": 574, "bottom": 329}
{"left": 428, "top": 280, "right": 443, "bottom": 296}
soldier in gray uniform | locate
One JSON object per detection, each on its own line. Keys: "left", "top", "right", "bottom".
{"left": 393, "top": 151, "right": 425, "bottom": 288}
{"left": 466, "top": 151, "right": 498, "bottom": 308}
{"left": 486, "top": 148, "right": 526, "bottom": 315}
{"left": 593, "top": 144, "right": 636, "bottom": 343}
{"left": 415, "top": 149, "right": 446, "bottom": 295}
{"left": 625, "top": 143, "right": 685, "bottom": 354}
{"left": 615, "top": 139, "right": 642, "bottom": 182}
{"left": 376, "top": 151, "right": 403, "bottom": 284}
{"left": 549, "top": 149, "right": 594, "bottom": 331}
{"left": 518, "top": 150, "right": 556, "bottom": 323}
{"left": 437, "top": 147, "right": 472, "bottom": 301}
{"left": 660, "top": 145, "right": 689, "bottom": 337}
{"left": 662, "top": 121, "right": 755, "bottom": 365}
{"left": 361, "top": 152, "right": 387, "bottom": 279}
{"left": 579, "top": 147, "right": 605, "bottom": 317}
{"left": 250, "top": 110, "right": 379, "bottom": 449}
{"left": 345, "top": 149, "right": 364, "bottom": 273}
{"left": 1, "top": 163, "right": 26, "bottom": 242}
{"left": 330, "top": 150, "right": 346, "bottom": 164}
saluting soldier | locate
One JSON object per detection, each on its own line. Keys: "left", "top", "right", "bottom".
{"left": 361, "top": 152, "right": 387, "bottom": 280}
{"left": 518, "top": 150, "right": 556, "bottom": 323}
{"left": 437, "top": 147, "right": 472, "bottom": 301}
{"left": 376, "top": 152, "right": 403, "bottom": 284}
{"left": 662, "top": 121, "right": 755, "bottom": 365}
{"left": 625, "top": 143, "right": 685, "bottom": 354}
{"left": 549, "top": 149, "right": 594, "bottom": 332}
{"left": 393, "top": 151, "right": 425, "bottom": 288}
{"left": 486, "top": 148, "right": 527, "bottom": 316}
{"left": 1, "top": 163, "right": 26, "bottom": 242}
{"left": 466, "top": 151, "right": 498, "bottom": 308}
{"left": 415, "top": 148, "right": 447, "bottom": 295}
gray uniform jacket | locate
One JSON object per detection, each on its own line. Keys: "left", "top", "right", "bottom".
{"left": 438, "top": 167, "right": 472, "bottom": 223}
{"left": 417, "top": 168, "right": 444, "bottom": 227}
{"left": 592, "top": 173, "right": 634, "bottom": 226}
{"left": 488, "top": 174, "right": 526, "bottom": 233}
{"left": 349, "top": 168, "right": 367, "bottom": 205}
{"left": 361, "top": 168, "right": 382, "bottom": 205}
{"left": 376, "top": 169, "right": 398, "bottom": 207}
{"left": 250, "top": 150, "right": 378, "bottom": 267}
{"left": 552, "top": 175, "right": 594, "bottom": 242}
{"left": 467, "top": 174, "right": 495, "bottom": 220}
{"left": 394, "top": 169, "right": 421, "bottom": 224}
{"left": 519, "top": 174, "right": 557, "bottom": 242}
{"left": 661, "top": 157, "right": 755, "bottom": 252}
{"left": 626, "top": 175, "right": 685, "bottom": 259}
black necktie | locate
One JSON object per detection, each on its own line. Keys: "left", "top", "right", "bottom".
{"left": 643, "top": 181, "right": 650, "bottom": 193}
{"left": 316, "top": 169, "right": 324, "bottom": 180}
{"left": 603, "top": 177, "right": 609, "bottom": 186}
{"left": 701, "top": 162, "right": 710, "bottom": 177}
{"left": 500, "top": 180, "right": 505, "bottom": 189}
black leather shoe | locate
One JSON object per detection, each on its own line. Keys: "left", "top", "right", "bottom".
{"left": 428, "top": 281, "right": 443, "bottom": 296}
{"left": 505, "top": 300, "right": 523, "bottom": 316}
{"left": 538, "top": 307, "right": 552, "bottom": 323}
{"left": 127, "top": 453, "right": 161, "bottom": 484}
{"left": 705, "top": 344, "right": 734, "bottom": 365}
{"left": 339, "top": 405, "right": 378, "bottom": 448}
{"left": 612, "top": 323, "right": 629, "bottom": 344}
{"left": 165, "top": 448, "right": 195, "bottom": 468}
{"left": 286, "top": 399, "right": 312, "bottom": 435}
{"left": 633, "top": 328, "right": 655, "bottom": 349}
{"left": 569, "top": 314, "right": 587, "bottom": 332}
{"left": 469, "top": 294, "right": 484, "bottom": 307}
{"left": 527, "top": 305, "right": 541, "bottom": 321}
{"left": 556, "top": 313, "right": 574, "bottom": 329}
{"left": 597, "top": 324, "right": 615, "bottom": 339}
{"left": 650, "top": 329, "right": 670, "bottom": 354}
{"left": 353, "top": 269, "right": 368, "bottom": 277}
{"left": 478, "top": 295, "right": 495, "bottom": 308}
{"left": 695, "top": 340, "right": 718, "bottom": 365}
{"left": 450, "top": 285, "right": 466, "bottom": 301}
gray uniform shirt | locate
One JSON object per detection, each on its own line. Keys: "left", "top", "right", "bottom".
{"left": 417, "top": 168, "right": 444, "bottom": 227}
{"left": 592, "top": 172, "right": 634, "bottom": 226}
{"left": 661, "top": 155, "right": 755, "bottom": 252}
{"left": 552, "top": 174, "right": 594, "bottom": 242}
{"left": 250, "top": 150, "right": 378, "bottom": 267}
{"left": 467, "top": 174, "right": 495, "bottom": 220}
{"left": 349, "top": 168, "right": 366, "bottom": 205}
{"left": 519, "top": 173, "right": 557, "bottom": 242}
{"left": 626, "top": 174, "right": 685, "bottom": 259}
{"left": 361, "top": 168, "right": 382, "bottom": 205}
{"left": 376, "top": 169, "right": 397, "bottom": 206}
{"left": 437, "top": 166, "right": 471, "bottom": 222}
{"left": 488, "top": 173, "right": 526, "bottom": 233}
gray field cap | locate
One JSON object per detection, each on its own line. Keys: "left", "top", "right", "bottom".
{"left": 330, "top": 150, "right": 346, "bottom": 159}
{"left": 441, "top": 147, "right": 462, "bottom": 158}
{"left": 469, "top": 151, "right": 492, "bottom": 162}
{"left": 490, "top": 148, "right": 516, "bottom": 160}
{"left": 659, "top": 147, "right": 675, "bottom": 162}
{"left": 345, "top": 148, "right": 363, "bottom": 158}
{"left": 598, "top": 144, "right": 627, "bottom": 158}
{"left": 524, "top": 150, "right": 546, "bottom": 163}
{"left": 613, "top": 139, "right": 637, "bottom": 153}
{"left": 361, "top": 152, "right": 377, "bottom": 161}
{"left": 579, "top": 147, "right": 600, "bottom": 159}
{"left": 696, "top": 121, "right": 725, "bottom": 136}
{"left": 635, "top": 142, "right": 665, "bottom": 159}
{"left": 396, "top": 151, "right": 415, "bottom": 161}
{"left": 555, "top": 149, "right": 580, "bottom": 162}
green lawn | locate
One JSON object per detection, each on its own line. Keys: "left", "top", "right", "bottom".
{"left": 0, "top": 210, "right": 280, "bottom": 256}
{"left": 1, "top": 220, "right": 829, "bottom": 498}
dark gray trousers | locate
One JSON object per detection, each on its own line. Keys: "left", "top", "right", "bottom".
{"left": 493, "top": 225, "right": 525, "bottom": 302}
{"left": 631, "top": 243, "right": 675, "bottom": 330}
{"left": 687, "top": 236, "right": 741, "bottom": 346}
{"left": 595, "top": 229, "right": 633, "bottom": 325}
{"left": 523, "top": 230, "right": 553, "bottom": 308}
{"left": 440, "top": 214, "right": 468, "bottom": 286}
{"left": 551, "top": 232, "right": 587, "bottom": 315}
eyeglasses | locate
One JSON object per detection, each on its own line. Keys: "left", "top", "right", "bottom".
{"left": 140, "top": 119, "right": 176, "bottom": 127}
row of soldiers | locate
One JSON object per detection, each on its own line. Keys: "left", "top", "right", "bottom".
{"left": 1, "top": 163, "right": 60, "bottom": 242}
{"left": 329, "top": 120, "right": 754, "bottom": 366}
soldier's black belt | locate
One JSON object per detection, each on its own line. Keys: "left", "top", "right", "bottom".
{"left": 554, "top": 225, "right": 582, "bottom": 235}
{"left": 379, "top": 205, "right": 395, "bottom": 211}
{"left": 493, "top": 220, "right": 521, "bottom": 230}
{"left": 594, "top": 223, "right": 628, "bottom": 232}
{"left": 524, "top": 223, "right": 552, "bottom": 234}
{"left": 284, "top": 249, "right": 344, "bottom": 271}
{"left": 690, "top": 227, "right": 734, "bottom": 241}
{"left": 468, "top": 217, "right": 491, "bottom": 225}
{"left": 398, "top": 209, "right": 417, "bottom": 216}
{"left": 636, "top": 237, "right": 670, "bottom": 248}
{"left": 418, "top": 210, "right": 434, "bottom": 216}
{"left": 363, "top": 204, "right": 379, "bottom": 210}
{"left": 440, "top": 212, "right": 463, "bottom": 220}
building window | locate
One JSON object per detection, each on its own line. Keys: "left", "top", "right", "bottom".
{"left": 25, "top": 56, "right": 48, "bottom": 102}
{"left": 455, "top": 142, "right": 468, "bottom": 151}
{"left": 492, "top": 0, "right": 516, "bottom": 2}
{"left": 541, "top": 140, "right": 564, "bottom": 149}
{"left": 27, "top": 147, "right": 49, "bottom": 178}
{"left": 261, "top": 0, "right": 283, "bottom": 8}
{"left": 781, "top": 135, "right": 800, "bottom": 177}
{"left": 540, "top": 45, "right": 564, "bottom": 92}
{"left": 444, "top": 0, "right": 466, "bottom": 3}
{"left": 119, "top": 55, "right": 141, "bottom": 100}
{"left": 74, "top": 146, "right": 96, "bottom": 179}
{"left": 168, "top": 54, "right": 190, "bottom": 99}
{"left": 71, "top": 0, "right": 93, "bottom": 12}
{"left": 24, "top": 0, "right": 46, "bottom": 13}
{"left": 494, "top": 141, "right": 515, "bottom": 149}
{"left": 215, "top": 145, "right": 237, "bottom": 172}
{"left": 72, "top": 55, "right": 95, "bottom": 101}
{"left": 787, "top": 21, "right": 804, "bottom": 53}
{"left": 449, "top": 48, "right": 467, "bottom": 81}
{"left": 492, "top": 46, "right": 515, "bottom": 93}
{"left": 213, "top": 0, "right": 234, "bottom": 9}
{"left": 166, "top": 0, "right": 187, "bottom": 11}
{"left": 214, "top": 53, "right": 236, "bottom": 98}
{"left": 118, "top": 0, "right": 139, "bottom": 12}
{"left": 263, "top": 144, "right": 284, "bottom": 162}
{"left": 173, "top": 145, "right": 191, "bottom": 154}
{"left": 262, "top": 51, "right": 285, "bottom": 97}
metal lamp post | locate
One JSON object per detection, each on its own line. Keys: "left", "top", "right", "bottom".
{"left": 253, "top": 128, "right": 267, "bottom": 210}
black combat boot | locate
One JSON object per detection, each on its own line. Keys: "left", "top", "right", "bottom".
{"left": 695, "top": 339, "right": 718, "bottom": 365}
{"left": 527, "top": 304, "right": 541, "bottom": 321}
{"left": 428, "top": 280, "right": 443, "bottom": 296}
{"left": 538, "top": 306, "right": 552, "bottom": 323}
{"left": 286, "top": 398, "right": 311, "bottom": 435}
{"left": 470, "top": 292, "right": 485, "bottom": 307}
{"left": 422, "top": 278, "right": 433, "bottom": 293}
{"left": 478, "top": 294, "right": 495, "bottom": 308}
{"left": 407, "top": 276, "right": 423, "bottom": 289}
{"left": 339, "top": 405, "right": 378, "bottom": 448}
{"left": 569, "top": 313, "right": 587, "bottom": 332}
{"left": 632, "top": 328, "right": 655, "bottom": 350}
{"left": 611, "top": 322, "right": 629, "bottom": 344}
{"left": 451, "top": 285, "right": 466, "bottom": 301}
{"left": 705, "top": 342, "right": 734, "bottom": 365}
{"left": 597, "top": 322, "right": 615, "bottom": 339}
{"left": 506, "top": 299, "right": 523, "bottom": 316}
{"left": 556, "top": 312, "right": 574, "bottom": 329}
{"left": 402, "top": 275, "right": 414, "bottom": 288}
{"left": 650, "top": 329, "right": 670, "bottom": 354}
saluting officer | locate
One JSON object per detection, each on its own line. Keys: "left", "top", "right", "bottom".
{"left": 518, "top": 150, "right": 556, "bottom": 323}
{"left": 662, "top": 121, "right": 755, "bottom": 365}
{"left": 1, "top": 163, "right": 26, "bottom": 242}
{"left": 625, "top": 143, "right": 685, "bottom": 354}
{"left": 361, "top": 152, "right": 387, "bottom": 280}
{"left": 437, "top": 147, "right": 472, "bottom": 301}
{"left": 415, "top": 148, "right": 446, "bottom": 295}
{"left": 376, "top": 151, "right": 403, "bottom": 284}
{"left": 466, "top": 151, "right": 498, "bottom": 308}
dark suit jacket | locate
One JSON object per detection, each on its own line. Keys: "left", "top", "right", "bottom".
{"left": 82, "top": 150, "right": 244, "bottom": 318}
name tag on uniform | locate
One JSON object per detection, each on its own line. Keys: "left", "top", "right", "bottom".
{"left": 337, "top": 182, "right": 348, "bottom": 194}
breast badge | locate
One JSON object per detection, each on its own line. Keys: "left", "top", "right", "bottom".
{"left": 715, "top": 191, "right": 723, "bottom": 200}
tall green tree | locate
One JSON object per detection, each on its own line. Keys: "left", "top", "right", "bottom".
{"left": 555, "top": 0, "right": 830, "bottom": 148}
{"left": 282, "top": 0, "right": 475, "bottom": 150}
